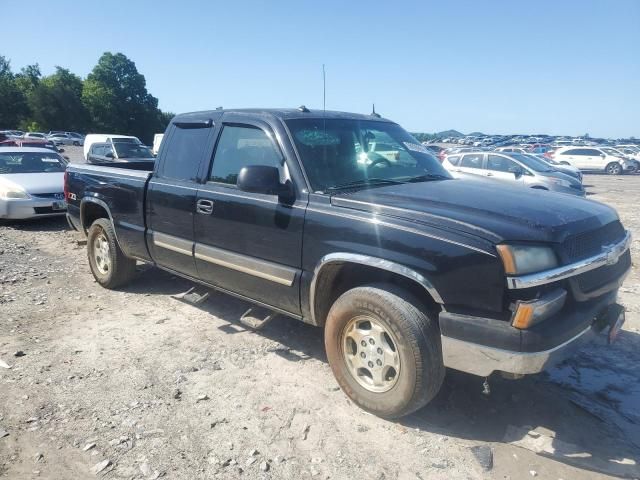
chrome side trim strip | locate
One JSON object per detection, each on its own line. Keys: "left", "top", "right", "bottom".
{"left": 441, "top": 326, "right": 597, "bottom": 377}
{"left": 194, "top": 244, "right": 297, "bottom": 287}
{"left": 152, "top": 232, "right": 193, "bottom": 256}
{"left": 506, "top": 231, "right": 631, "bottom": 289}
{"left": 309, "top": 253, "right": 444, "bottom": 325}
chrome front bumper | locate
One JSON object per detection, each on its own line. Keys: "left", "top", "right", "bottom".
{"left": 0, "top": 197, "right": 67, "bottom": 219}
{"left": 442, "top": 324, "right": 605, "bottom": 377}
{"left": 506, "top": 231, "right": 631, "bottom": 290}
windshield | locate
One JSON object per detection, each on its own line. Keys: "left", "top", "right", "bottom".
{"left": 0, "top": 152, "right": 65, "bottom": 173}
{"left": 601, "top": 147, "right": 622, "bottom": 156}
{"left": 285, "top": 118, "right": 451, "bottom": 192}
{"left": 511, "top": 153, "right": 554, "bottom": 172}
{"left": 113, "top": 143, "right": 154, "bottom": 158}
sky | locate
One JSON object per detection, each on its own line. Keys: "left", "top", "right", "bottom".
{"left": 3, "top": 0, "right": 639, "bottom": 138}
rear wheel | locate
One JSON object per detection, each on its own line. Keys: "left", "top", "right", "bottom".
{"left": 73, "top": 141, "right": 80, "bottom": 146}
{"left": 605, "top": 162, "right": 622, "bottom": 175}
{"left": 87, "top": 218, "right": 136, "bottom": 288}
{"left": 324, "top": 285, "right": 444, "bottom": 418}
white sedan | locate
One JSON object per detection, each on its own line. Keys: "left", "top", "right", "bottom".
{"left": 0, "top": 147, "right": 67, "bottom": 220}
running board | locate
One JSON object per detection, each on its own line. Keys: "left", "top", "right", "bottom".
{"left": 171, "top": 287, "right": 210, "bottom": 305}
{"left": 240, "top": 307, "right": 277, "bottom": 330}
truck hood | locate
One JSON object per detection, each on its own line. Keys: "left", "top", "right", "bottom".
{"left": 331, "top": 178, "right": 618, "bottom": 244}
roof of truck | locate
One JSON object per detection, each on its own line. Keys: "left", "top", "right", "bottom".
{"left": 172, "top": 108, "right": 394, "bottom": 124}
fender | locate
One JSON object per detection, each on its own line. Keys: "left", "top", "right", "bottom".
{"left": 309, "top": 252, "right": 444, "bottom": 326}
{"left": 80, "top": 197, "right": 115, "bottom": 234}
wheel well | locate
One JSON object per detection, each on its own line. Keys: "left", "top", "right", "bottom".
{"left": 312, "top": 262, "right": 440, "bottom": 327}
{"left": 82, "top": 202, "right": 110, "bottom": 232}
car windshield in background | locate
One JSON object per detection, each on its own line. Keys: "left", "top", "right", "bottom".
{"left": 113, "top": 143, "right": 154, "bottom": 158}
{"left": 112, "top": 138, "right": 140, "bottom": 145}
{"left": 0, "top": 152, "right": 65, "bottom": 174}
{"left": 511, "top": 153, "right": 554, "bottom": 172}
{"left": 285, "top": 118, "right": 451, "bottom": 192}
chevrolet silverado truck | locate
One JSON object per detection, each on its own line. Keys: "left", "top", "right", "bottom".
{"left": 65, "top": 108, "right": 631, "bottom": 418}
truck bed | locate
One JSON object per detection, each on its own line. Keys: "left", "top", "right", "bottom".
{"left": 65, "top": 163, "right": 153, "bottom": 261}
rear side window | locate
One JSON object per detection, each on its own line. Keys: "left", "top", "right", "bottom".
{"left": 584, "top": 149, "right": 602, "bottom": 156}
{"left": 160, "top": 126, "right": 211, "bottom": 181}
{"left": 210, "top": 125, "right": 283, "bottom": 185}
{"left": 460, "top": 153, "right": 484, "bottom": 168}
{"left": 447, "top": 155, "right": 461, "bottom": 166}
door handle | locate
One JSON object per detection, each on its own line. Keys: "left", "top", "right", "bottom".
{"left": 196, "top": 199, "right": 214, "bottom": 215}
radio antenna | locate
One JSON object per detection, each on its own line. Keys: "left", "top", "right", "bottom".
{"left": 322, "top": 64, "right": 326, "bottom": 114}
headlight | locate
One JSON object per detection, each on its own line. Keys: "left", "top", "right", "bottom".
{"left": 496, "top": 245, "right": 558, "bottom": 275}
{"left": 0, "top": 186, "right": 31, "bottom": 199}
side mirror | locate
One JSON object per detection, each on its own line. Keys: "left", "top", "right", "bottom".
{"left": 600, "top": 153, "right": 606, "bottom": 158}
{"left": 509, "top": 165, "right": 524, "bottom": 178}
{"left": 237, "top": 165, "right": 292, "bottom": 199}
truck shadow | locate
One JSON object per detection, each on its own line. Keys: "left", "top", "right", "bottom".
{"left": 0, "top": 216, "right": 68, "bottom": 232}
{"left": 126, "top": 267, "right": 640, "bottom": 478}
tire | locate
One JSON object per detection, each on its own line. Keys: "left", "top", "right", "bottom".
{"left": 73, "top": 141, "right": 80, "bottom": 146}
{"left": 605, "top": 162, "right": 622, "bottom": 175}
{"left": 87, "top": 218, "right": 136, "bottom": 289}
{"left": 324, "top": 284, "right": 445, "bottom": 418}
{"left": 559, "top": 161, "right": 570, "bottom": 166}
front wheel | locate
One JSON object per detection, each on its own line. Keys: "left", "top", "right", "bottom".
{"left": 605, "top": 162, "right": 622, "bottom": 175}
{"left": 87, "top": 218, "right": 136, "bottom": 288}
{"left": 324, "top": 285, "right": 445, "bottom": 418}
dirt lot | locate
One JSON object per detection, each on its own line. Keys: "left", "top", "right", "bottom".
{"left": 1, "top": 151, "right": 639, "bottom": 479}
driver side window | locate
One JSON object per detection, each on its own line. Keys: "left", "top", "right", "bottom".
{"left": 210, "top": 125, "right": 283, "bottom": 185}
{"left": 487, "top": 154, "right": 517, "bottom": 172}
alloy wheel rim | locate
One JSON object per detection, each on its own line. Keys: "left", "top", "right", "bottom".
{"left": 341, "top": 315, "right": 401, "bottom": 393}
{"left": 93, "top": 233, "right": 111, "bottom": 274}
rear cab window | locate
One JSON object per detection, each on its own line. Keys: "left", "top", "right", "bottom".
{"left": 159, "top": 125, "right": 211, "bottom": 181}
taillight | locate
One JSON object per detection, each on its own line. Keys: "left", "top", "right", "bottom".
{"left": 63, "top": 170, "right": 69, "bottom": 200}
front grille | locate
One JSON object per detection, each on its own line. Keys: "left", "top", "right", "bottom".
{"left": 574, "top": 250, "right": 631, "bottom": 294}
{"left": 33, "top": 206, "right": 65, "bottom": 214}
{"left": 560, "top": 221, "right": 625, "bottom": 262}
{"left": 31, "top": 192, "right": 64, "bottom": 199}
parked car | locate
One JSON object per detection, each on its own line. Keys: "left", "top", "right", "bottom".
{"left": 83, "top": 134, "right": 142, "bottom": 160}
{"left": 616, "top": 145, "right": 640, "bottom": 161}
{"left": 0, "top": 147, "right": 67, "bottom": 219}
{"left": 48, "top": 133, "right": 83, "bottom": 146}
{"left": 65, "top": 108, "right": 629, "bottom": 418}
{"left": 87, "top": 142, "right": 155, "bottom": 164}
{"left": 0, "top": 137, "right": 61, "bottom": 152}
{"left": 0, "top": 130, "right": 24, "bottom": 139}
{"left": 495, "top": 146, "right": 528, "bottom": 153}
{"left": 24, "top": 132, "right": 47, "bottom": 140}
{"left": 551, "top": 146, "right": 636, "bottom": 175}
{"left": 443, "top": 151, "right": 584, "bottom": 196}
{"left": 529, "top": 154, "right": 583, "bottom": 183}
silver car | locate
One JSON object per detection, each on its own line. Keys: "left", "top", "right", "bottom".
{"left": 443, "top": 151, "right": 585, "bottom": 196}
{"left": 47, "top": 132, "right": 84, "bottom": 146}
{"left": 0, "top": 147, "right": 67, "bottom": 219}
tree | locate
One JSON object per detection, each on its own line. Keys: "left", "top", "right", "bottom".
{"left": 82, "top": 52, "right": 164, "bottom": 142}
{"left": 0, "top": 55, "right": 29, "bottom": 128}
{"left": 29, "top": 67, "right": 89, "bottom": 131}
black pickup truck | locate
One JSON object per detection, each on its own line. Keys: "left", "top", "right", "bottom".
{"left": 65, "top": 108, "right": 631, "bottom": 418}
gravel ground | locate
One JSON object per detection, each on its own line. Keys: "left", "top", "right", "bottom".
{"left": 1, "top": 150, "right": 639, "bottom": 479}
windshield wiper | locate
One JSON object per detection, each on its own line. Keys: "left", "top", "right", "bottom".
{"left": 325, "top": 178, "right": 406, "bottom": 192}
{"left": 403, "top": 173, "right": 450, "bottom": 183}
